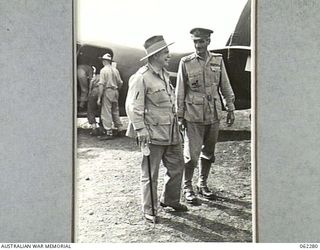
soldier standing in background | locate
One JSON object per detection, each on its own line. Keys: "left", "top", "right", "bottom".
{"left": 86, "top": 66, "right": 104, "bottom": 136}
{"left": 98, "top": 53, "right": 123, "bottom": 139}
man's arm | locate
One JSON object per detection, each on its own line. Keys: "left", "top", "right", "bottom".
{"left": 125, "top": 73, "right": 146, "bottom": 131}
{"left": 219, "top": 59, "right": 235, "bottom": 111}
{"left": 115, "top": 69, "right": 123, "bottom": 90}
{"left": 125, "top": 73, "right": 150, "bottom": 144}
{"left": 175, "top": 60, "right": 187, "bottom": 119}
{"left": 219, "top": 59, "right": 235, "bottom": 126}
{"left": 97, "top": 70, "right": 106, "bottom": 105}
{"left": 175, "top": 59, "right": 188, "bottom": 130}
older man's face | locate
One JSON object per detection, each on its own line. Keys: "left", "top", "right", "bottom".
{"left": 193, "top": 38, "right": 210, "bottom": 55}
{"left": 155, "top": 47, "right": 171, "bottom": 68}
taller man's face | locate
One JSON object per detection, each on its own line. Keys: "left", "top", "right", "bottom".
{"left": 155, "top": 47, "right": 171, "bottom": 68}
{"left": 193, "top": 38, "right": 210, "bottom": 55}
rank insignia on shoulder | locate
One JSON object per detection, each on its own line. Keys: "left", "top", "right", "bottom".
{"left": 210, "top": 63, "right": 220, "bottom": 72}
{"left": 210, "top": 65, "right": 220, "bottom": 71}
{"left": 184, "top": 53, "right": 196, "bottom": 62}
{"left": 212, "top": 53, "right": 222, "bottom": 57}
{"left": 210, "top": 63, "right": 220, "bottom": 66}
{"left": 139, "top": 65, "right": 149, "bottom": 74}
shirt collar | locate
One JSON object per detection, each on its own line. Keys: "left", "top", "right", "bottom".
{"left": 148, "top": 63, "right": 162, "bottom": 75}
{"left": 195, "top": 51, "right": 211, "bottom": 62}
{"left": 147, "top": 63, "right": 170, "bottom": 83}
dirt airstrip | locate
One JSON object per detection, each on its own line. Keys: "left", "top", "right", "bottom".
{"left": 76, "top": 111, "right": 252, "bottom": 242}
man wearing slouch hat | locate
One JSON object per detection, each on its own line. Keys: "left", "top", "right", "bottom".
{"left": 126, "top": 35, "right": 188, "bottom": 223}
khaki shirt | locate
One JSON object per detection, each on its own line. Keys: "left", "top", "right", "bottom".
{"left": 99, "top": 64, "right": 123, "bottom": 89}
{"left": 175, "top": 52, "right": 235, "bottom": 124}
{"left": 126, "top": 64, "right": 181, "bottom": 145}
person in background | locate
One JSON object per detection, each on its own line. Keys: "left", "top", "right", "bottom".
{"left": 87, "top": 66, "right": 104, "bottom": 136}
{"left": 97, "top": 53, "right": 123, "bottom": 140}
{"left": 77, "top": 64, "right": 94, "bottom": 111}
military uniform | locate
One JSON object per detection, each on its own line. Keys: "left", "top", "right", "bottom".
{"left": 176, "top": 50, "right": 235, "bottom": 195}
{"left": 126, "top": 63, "right": 184, "bottom": 216}
{"left": 87, "top": 74, "right": 101, "bottom": 126}
{"left": 77, "top": 64, "right": 94, "bottom": 109}
{"left": 98, "top": 64, "right": 123, "bottom": 130}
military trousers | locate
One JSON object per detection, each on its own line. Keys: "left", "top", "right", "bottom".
{"left": 101, "top": 88, "right": 122, "bottom": 130}
{"left": 77, "top": 65, "right": 92, "bottom": 105}
{"left": 183, "top": 121, "right": 220, "bottom": 190}
{"left": 87, "top": 86, "right": 101, "bottom": 125}
{"left": 141, "top": 143, "right": 184, "bottom": 215}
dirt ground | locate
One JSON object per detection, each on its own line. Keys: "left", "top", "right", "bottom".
{"left": 75, "top": 115, "right": 252, "bottom": 243}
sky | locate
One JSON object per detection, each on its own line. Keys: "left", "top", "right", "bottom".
{"left": 76, "top": 0, "right": 248, "bottom": 53}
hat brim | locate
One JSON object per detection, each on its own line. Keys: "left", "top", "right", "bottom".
{"left": 140, "top": 42, "right": 174, "bottom": 61}
{"left": 191, "top": 35, "right": 211, "bottom": 40}
{"left": 98, "top": 57, "right": 112, "bottom": 61}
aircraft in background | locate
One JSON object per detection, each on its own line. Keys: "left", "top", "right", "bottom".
{"left": 77, "top": 0, "right": 251, "bottom": 117}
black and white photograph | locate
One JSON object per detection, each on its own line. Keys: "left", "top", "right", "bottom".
{"left": 3, "top": 0, "right": 320, "bottom": 244}
{"left": 76, "top": 0, "right": 252, "bottom": 242}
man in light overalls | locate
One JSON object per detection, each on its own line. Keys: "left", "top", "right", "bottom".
{"left": 98, "top": 53, "right": 123, "bottom": 139}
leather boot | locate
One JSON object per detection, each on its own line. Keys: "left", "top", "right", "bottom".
{"left": 98, "top": 129, "right": 114, "bottom": 140}
{"left": 197, "top": 158, "right": 216, "bottom": 200}
{"left": 184, "top": 190, "right": 197, "bottom": 204}
{"left": 183, "top": 165, "right": 197, "bottom": 204}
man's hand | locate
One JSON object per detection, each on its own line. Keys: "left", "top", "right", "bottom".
{"left": 97, "top": 97, "right": 101, "bottom": 106}
{"left": 136, "top": 127, "right": 150, "bottom": 145}
{"left": 178, "top": 118, "right": 186, "bottom": 132}
{"left": 226, "top": 111, "right": 235, "bottom": 127}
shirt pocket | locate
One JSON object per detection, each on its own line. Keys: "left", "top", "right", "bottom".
{"left": 145, "top": 115, "right": 171, "bottom": 142}
{"left": 188, "top": 71, "right": 202, "bottom": 92}
{"left": 185, "top": 94, "right": 204, "bottom": 122}
{"left": 210, "top": 66, "right": 221, "bottom": 84}
{"left": 147, "top": 87, "right": 170, "bottom": 106}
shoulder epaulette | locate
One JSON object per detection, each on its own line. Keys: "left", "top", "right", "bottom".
{"left": 209, "top": 53, "right": 223, "bottom": 66}
{"left": 182, "top": 53, "right": 196, "bottom": 62}
{"left": 210, "top": 52, "right": 222, "bottom": 57}
{"left": 137, "top": 65, "right": 149, "bottom": 74}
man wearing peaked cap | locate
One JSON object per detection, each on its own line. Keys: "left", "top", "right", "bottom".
{"left": 126, "top": 35, "right": 188, "bottom": 223}
{"left": 97, "top": 52, "right": 123, "bottom": 139}
{"left": 175, "top": 28, "right": 235, "bottom": 204}
{"left": 190, "top": 27, "right": 213, "bottom": 40}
